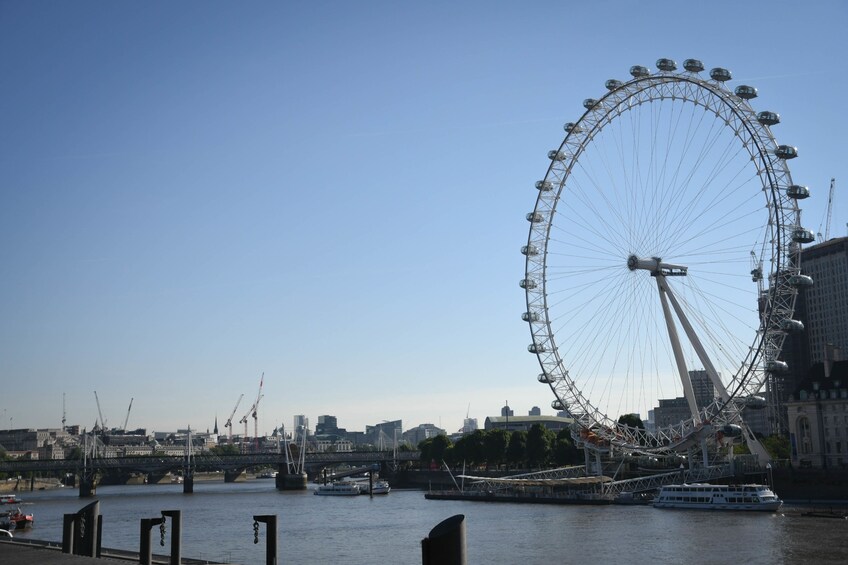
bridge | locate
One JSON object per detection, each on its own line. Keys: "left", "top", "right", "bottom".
{"left": 0, "top": 450, "right": 421, "bottom": 496}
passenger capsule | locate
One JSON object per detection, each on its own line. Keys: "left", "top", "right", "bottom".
{"left": 526, "top": 211, "right": 544, "bottom": 223}
{"left": 583, "top": 98, "right": 600, "bottom": 110}
{"left": 757, "top": 111, "right": 780, "bottom": 126}
{"left": 528, "top": 343, "right": 546, "bottom": 354}
{"left": 788, "top": 274, "right": 814, "bottom": 287}
{"left": 683, "top": 59, "right": 704, "bottom": 72}
{"left": 521, "top": 245, "right": 539, "bottom": 256}
{"left": 735, "top": 85, "right": 758, "bottom": 100}
{"left": 535, "top": 180, "right": 552, "bottom": 191}
{"left": 629, "top": 65, "right": 650, "bottom": 78}
{"left": 721, "top": 424, "right": 743, "bottom": 437}
{"left": 780, "top": 319, "right": 805, "bottom": 333}
{"left": 551, "top": 399, "right": 565, "bottom": 411}
{"left": 709, "top": 67, "right": 732, "bottom": 81}
{"left": 767, "top": 360, "right": 789, "bottom": 373}
{"left": 656, "top": 58, "right": 677, "bottom": 72}
{"left": 538, "top": 372, "right": 553, "bottom": 384}
{"left": 605, "top": 79, "right": 623, "bottom": 90}
{"left": 792, "top": 227, "right": 815, "bottom": 243}
{"left": 745, "top": 396, "right": 767, "bottom": 410}
{"left": 522, "top": 311, "right": 540, "bottom": 322}
{"left": 519, "top": 278, "right": 537, "bottom": 289}
{"left": 563, "top": 122, "right": 583, "bottom": 134}
{"left": 786, "top": 185, "right": 810, "bottom": 199}
{"left": 775, "top": 145, "right": 798, "bottom": 159}
{"left": 548, "top": 150, "right": 568, "bottom": 161}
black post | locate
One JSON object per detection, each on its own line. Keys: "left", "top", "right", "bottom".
{"left": 253, "top": 514, "right": 278, "bottom": 565}
{"left": 64, "top": 500, "right": 100, "bottom": 557}
{"left": 422, "top": 514, "right": 466, "bottom": 565}
{"left": 161, "top": 510, "right": 182, "bottom": 564}
{"left": 139, "top": 517, "right": 166, "bottom": 565}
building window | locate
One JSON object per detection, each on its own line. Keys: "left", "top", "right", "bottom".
{"left": 798, "top": 417, "right": 812, "bottom": 455}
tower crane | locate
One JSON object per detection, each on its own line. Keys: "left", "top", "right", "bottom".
{"left": 93, "top": 391, "right": 107, "bottom": 433}
{"left": 122, "top": 398, "right": 134, "bottom": 432}
{"left": 224, "top": 393, "right": 244, "bottom": 441}
{"left": 825, "top": 177, "right": 835, "bottom": 241}
{"left": 239, "top": 373, "right": 264, "bottom": 451}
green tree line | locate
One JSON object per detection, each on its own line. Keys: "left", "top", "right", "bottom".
{"left": 418, "top": 424, "right": 582, "bottom": 471}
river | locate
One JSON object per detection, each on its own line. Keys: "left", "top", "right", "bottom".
{"left": 7, "top": 480, "right": 848, "bottom": 564}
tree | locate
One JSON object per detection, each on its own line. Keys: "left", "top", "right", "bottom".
{"left": 419, "top": 434, "right": 452, "bottom": 466}
{"left": 506, "top": 430, "right": 527, "bottom": 469}
{"left": 483, "top": 429, "right": 510, "bottom": 470}
{"left": 526, "top": 424, "right": 555, "bottom": 468}
{"left": 617, "top": 413, "right": 645, "bottom": 429}
{"left": 552, "top": 429, "right": 581, "bottom": 466}
{"left": 762, "top": 434, "right": 790, "bottom": 460}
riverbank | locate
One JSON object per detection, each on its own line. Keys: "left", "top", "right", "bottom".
{"left": 0, "top": 478, "right": 64, "bottom": 493}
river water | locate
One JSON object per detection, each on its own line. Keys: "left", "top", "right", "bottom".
{"left": 7, "top": 480, "right": 848, "bottom": 564}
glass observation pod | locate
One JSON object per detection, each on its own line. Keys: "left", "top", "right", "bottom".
{"left": 563, "top": 122, "right": 583, "bottom": 134}
{"left": 775, "top": 145, "right": 799, "bottom": 159}
{"left": 656, "top": 58, "right": 677, "bottom": 71}
{"left": 538, "top": 372, "right": 553, "bottom": 384}
{"left": 551, "top": 399, "right": 565, "bottom": 411}
{"left": 535, "top": 180, "right": 553, "bottom": 191}
{"left": 683, "top": 59, "right": 704, "bottom": 72}
{"left": 767, "top": 360, "right": 789, "bottom": 373}
{"left": 721, "top": 424, "right": 743, "bottom": 437}
{"left": 788, "top": 274, "right": 814, "bottom": 287}
{"left": 710, "top": 67, "right": 732, "bottom": 81}
{"left": 735, "top": 85, "right": 758, "bottom": 99}
{"left": 519, "top": 278, "right": 537, "bottom": 289}
{"left": 522, "top": 311, "right": 540, "bottom": 322}
{"left": 526, "top": 211, "right": 544, "bottom": 223}
{"left": 548, "top": 150, "right": 568, "bottom": 161}
{"left": 792, "top": 227, "right": 816, "bottom": 243}
{"left": 745, "top": 396, "right": 767, "bottom": 410}
{"left": 521, "top": 245, "right": 539, "bottom": 256}
{"left": 751, "top": 266, "right": 763, "bottom": 282}
{"left": 630, "top": 65, "right": 650, "bottom": 78}
{"left": 605, "top": 79, "right": 623, "bottom": 90}
{"left": 583, "top": 98, "right": 600, "bottom": 110}
{"left": 757, "top": 111, "right": 780, "bottom": 126}
{"left": 780, "top": 319, "right": 805, "bottom": 333}
{"left": 786, "top": 184, "right": 810, "bottom": 199}
{"left": 528, "top": 343, "right": 546, "bottom": 354}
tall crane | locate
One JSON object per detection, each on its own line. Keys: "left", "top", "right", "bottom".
{"left": 239, "top": 373, "right": 264, "bottom": 451}
{"left": 93, "top": 391, "right": 107, "bottom": 433}
{"left": 224, "top": 393, "right": 244, "bottom": 442}
{"left": 122, "top": 398, "right": 134, "bottom": 432}
{"left": 824, "top": 177, "right": 835, "bottom": 241}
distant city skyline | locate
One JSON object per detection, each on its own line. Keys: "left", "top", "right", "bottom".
{"left": 2, "top": 1, "right": 845, "bottom": 436}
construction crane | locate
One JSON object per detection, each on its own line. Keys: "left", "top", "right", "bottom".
{"left": 818, "top": 178, "right": 836, "bottom": 242}
{"left": 224, "top": 393, "right": 244, "bottom": 441}
{"left": 121, "top": 398, "right": 134, "bottom": 432}
{"left": 93, "top": 391, "right": 107, "bottom": 433}
{"left": 62, "top": 392, "right": 67, "bottom": 431}
{"left": 239, "top": 373, "right": 264, "bottom": 451}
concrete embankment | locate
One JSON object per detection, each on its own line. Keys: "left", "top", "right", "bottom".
{"left": 0, "top": 478, "right": 64, "bottom": 493}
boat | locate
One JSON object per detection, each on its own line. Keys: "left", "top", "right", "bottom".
{"left": 0, "top": 495, "right": 22, "bottom": 505}
{"left": 2, "top": 508, "right": 34, "bottom": 529}
{"left": 314, "top": 482, "right": 361, "bottom": 496}
{"left": 356, "top": 479, "right": 390, "bottom": 495}
{"left": 653, "top": 483, "right": 782, "bottom": 511}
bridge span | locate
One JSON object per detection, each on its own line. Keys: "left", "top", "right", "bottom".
{"left": 0, "top": 450, "right": 421, "bottom": 496}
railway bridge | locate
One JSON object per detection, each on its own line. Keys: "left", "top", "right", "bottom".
{"left": 0, "top": 450, "right": 420, "bottom": 496}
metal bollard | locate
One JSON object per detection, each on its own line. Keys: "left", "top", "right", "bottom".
{"left": 421, "top": 514, "right": 467, "bottom": 565}
{"left": 139, "top": 517, "right": 166, "bottom": 565}
{"left": 62, "top": 501, "right": 100, "bottom": 557}
{"left": 253, "top": 514, "right": 278, "bottom": 565}
{"left": 161, "top": 510, "right": 182, "bottom": 564}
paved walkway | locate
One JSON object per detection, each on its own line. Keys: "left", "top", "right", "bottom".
{"left": 0, "top": 541, "right": 128, "bottom": 563}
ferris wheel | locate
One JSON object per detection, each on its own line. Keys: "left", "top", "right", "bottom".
{"left": 522, "top": 58, "right": 814, "bottom": 460}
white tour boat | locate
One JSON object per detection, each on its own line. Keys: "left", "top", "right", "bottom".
{"left": 653, "top": 483, "right": 782, "bottom": 511}
{"left": 314, "top": 482, "right": 361, "bottom": 496}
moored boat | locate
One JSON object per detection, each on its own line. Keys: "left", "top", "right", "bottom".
{"left": 653, "top": 483, "right": 782, "bottom": 511}
{"left": 314, "top": 482, "right": 361, "bottom": 496}
{"left": 1, "top": 495, "right": 22, "bottom": 505}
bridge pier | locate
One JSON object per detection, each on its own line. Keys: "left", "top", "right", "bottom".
{"left": 224, "top": 470, "right": 246, "bottom": 483}
{"left": 79, "top": 474, "right": 97, "bottom": 498}
{"left": 276, "top": 471, "right": 308, "bottom": 490}
{"left": 183, "top": 474, "right": 194, "bottom": 493}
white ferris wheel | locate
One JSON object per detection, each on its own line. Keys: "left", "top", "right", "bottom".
{"left": 522, "top": 58, "right": 814, "bottom": 461}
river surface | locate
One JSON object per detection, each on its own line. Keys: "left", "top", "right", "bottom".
{"left": 7, "top": 480, "right": 848, "bottom": 564}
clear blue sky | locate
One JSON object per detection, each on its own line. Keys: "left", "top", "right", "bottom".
{"left": 1, "top": 1, "right": 845, "bottom": 436}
